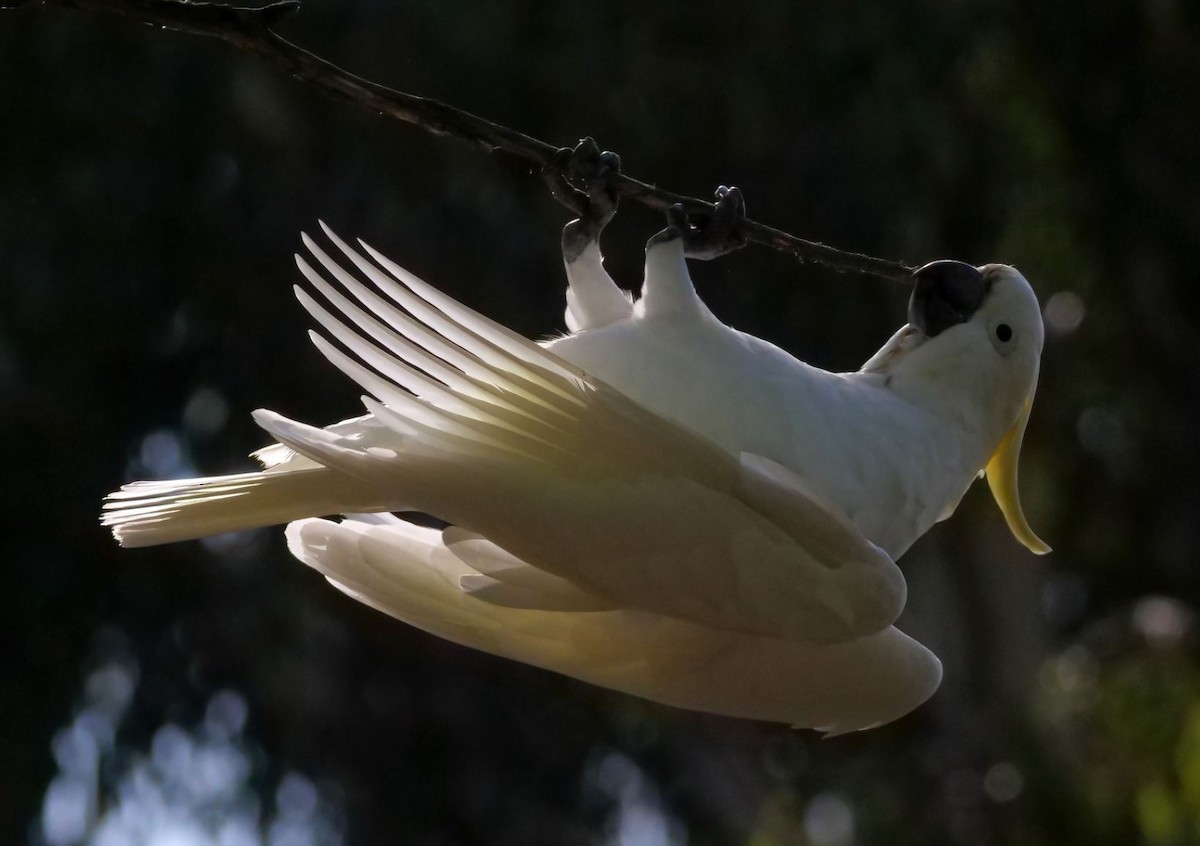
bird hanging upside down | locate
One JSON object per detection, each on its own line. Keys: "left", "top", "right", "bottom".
{"left": 103, "top": 143, "right": 1049, "bottom": 734}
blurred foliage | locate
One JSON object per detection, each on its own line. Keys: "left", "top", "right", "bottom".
{"left": 3, "top": 0, "right": 1200, "bottom": 844}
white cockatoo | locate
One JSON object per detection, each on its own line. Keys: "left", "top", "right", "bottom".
{"left": 103, "top": 154, "right": 1048, "bottom": 734}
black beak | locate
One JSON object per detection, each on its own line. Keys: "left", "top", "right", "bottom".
{"left": 908, "top": 260, "right": 986, "bottom": 337}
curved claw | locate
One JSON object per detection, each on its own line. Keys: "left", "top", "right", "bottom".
{"left": 543, "top": 147, "right": 589, "bottom": 219}
{"left": 544, "top": 138, "right": 622, "bottom": 262}
{"left": 648, "top": 185, "right": 748, "bottom": 261}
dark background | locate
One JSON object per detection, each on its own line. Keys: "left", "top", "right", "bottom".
{"left": 4, "top": 1, "right": 1200, "bottom": 844}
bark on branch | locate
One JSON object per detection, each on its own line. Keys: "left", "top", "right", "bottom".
{"left": 9, "top": 0, "right": 917, "bottom": 282}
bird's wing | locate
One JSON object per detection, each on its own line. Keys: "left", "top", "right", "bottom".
{"left": 266, "top": 226, "right": 906, "bottom": 643}
{"left": 445, "top": 526, "right": 617, "bottom": 612}
{"left": 287, "top": 515, "right": 941, "bottom": 734}
{"left": 251, "top": 414, "right": 383, "bottom": 471}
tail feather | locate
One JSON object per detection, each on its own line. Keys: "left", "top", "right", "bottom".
{"left": 102, "top": 466, "right": 389, "bottom": 548}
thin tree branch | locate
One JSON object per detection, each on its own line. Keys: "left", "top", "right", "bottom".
{"left": 9, "top": 0, "right": 917, "bottom": 282}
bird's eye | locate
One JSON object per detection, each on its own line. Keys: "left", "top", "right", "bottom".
{"left": 990, "top": 321, "right": 1015, "bottom": 354}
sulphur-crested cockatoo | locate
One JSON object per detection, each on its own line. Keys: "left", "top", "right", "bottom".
{"left": 103, "top": 156, "right": 1048, "bottom": 734}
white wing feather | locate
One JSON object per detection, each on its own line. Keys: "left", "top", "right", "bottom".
{"left": 239, "top": 227, "right": 906, "bottom": 643}
{"left": 287, "top": 515, "right": 940, "bottom": 734}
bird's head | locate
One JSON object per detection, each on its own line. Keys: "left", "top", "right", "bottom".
{"left": 870, "top": 260, "right": 1050, "bottom": 554}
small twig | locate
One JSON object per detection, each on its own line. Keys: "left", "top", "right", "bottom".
{"left": 11, "top": 0, "right": 916, "bottom": 282}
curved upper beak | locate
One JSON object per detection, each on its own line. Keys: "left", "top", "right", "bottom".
{"left": 909, "top": 260, "right": 986, "bottom": 337}
{"left": 985, "top": 382, "right": 1051, "bottom": 555}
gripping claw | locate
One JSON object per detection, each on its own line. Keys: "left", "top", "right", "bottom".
{"left": 543, "top": 138, "right": 622, "bottom": 262}
{"left": 648, "top": 186, "right": 747, "bottom": 260}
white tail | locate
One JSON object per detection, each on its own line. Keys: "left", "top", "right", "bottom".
{"left": 102, "top": 465, "right": 387, "bottom": 548}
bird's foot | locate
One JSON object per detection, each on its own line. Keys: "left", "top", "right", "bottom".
{"left": 647, "top": 185, "right": 747, "bottom": 261}
{"left": 543, "top": 138, "right": 622, "bottom": 263}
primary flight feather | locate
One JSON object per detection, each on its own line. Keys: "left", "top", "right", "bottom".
{"left": 103, "top": 179, "right": 1048, "bottom": 734}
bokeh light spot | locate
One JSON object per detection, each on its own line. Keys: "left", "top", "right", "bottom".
{"left": 1043, "top": 291, "right": 1085, "bottom": 335}
{"left": 183, "top": 386, "right": 231, "bottom": 436}
{"left": 983, "top": 762, "right": 1025, "bottom": 803}
{"left": 803, "top": 792, "right": 855, "bottom": 846}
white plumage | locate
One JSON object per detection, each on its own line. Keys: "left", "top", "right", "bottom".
{"left": 103, "top": 222, "right": 1048, "bottom": 733}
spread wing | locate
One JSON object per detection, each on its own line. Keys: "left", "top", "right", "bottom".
{"left": 287, "top": 515, "right": 941, "bottom": 734}
{"left": 254, "top": 225, "right": 907, "bottom": 644}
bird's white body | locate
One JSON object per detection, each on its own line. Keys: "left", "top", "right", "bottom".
{"left": 548, "top": 241, "right": 1042, "bottom": 561}
{"left": 103, "top": 224, "right": 1048, "bottom": 734}
{"left": 551, "top": 246, "right": 982, "bottom": 558}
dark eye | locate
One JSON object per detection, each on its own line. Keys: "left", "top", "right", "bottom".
{"left": 995, "top": 324, "right": 1013, "bottom": 343}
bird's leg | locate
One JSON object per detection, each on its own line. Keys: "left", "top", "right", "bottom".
{"left": 647, "top": 186, "right": 748, "bottom": 261}
{"left": 638, "top": 187, "right": 746, "bottom": 318}
{"left": 543, "top": 139, "right": 633, "bottom": 330}
{"left": 543, "top": 137, "right": 622, "bottom": 263}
